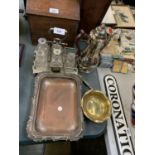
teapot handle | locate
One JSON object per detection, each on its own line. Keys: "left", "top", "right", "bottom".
{"left": 75, "top": 29, "right": 89, "bottom": 57}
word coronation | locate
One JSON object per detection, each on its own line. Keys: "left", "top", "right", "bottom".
{"left": 104, "top": 75, "right": 134, "bottom": 155}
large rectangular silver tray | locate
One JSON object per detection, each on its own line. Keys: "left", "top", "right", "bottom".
{"left": 27, "top": 73, "right": 84, "bottom": 141}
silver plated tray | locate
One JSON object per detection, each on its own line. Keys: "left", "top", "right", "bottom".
{"left": 27, "top": 73, "right": 84, "bottom": 141}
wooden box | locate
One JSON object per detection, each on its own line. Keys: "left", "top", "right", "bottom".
{"left": 26, "top": 0, "right": 80, "bottom": 46}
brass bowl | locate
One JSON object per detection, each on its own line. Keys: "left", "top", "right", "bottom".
{"left": 81, "top": 90, "right": 112, "bottom": 123}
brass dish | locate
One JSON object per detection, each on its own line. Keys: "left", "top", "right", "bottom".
{"left": 81, "top": 90, "right": 112, "bottom": 123}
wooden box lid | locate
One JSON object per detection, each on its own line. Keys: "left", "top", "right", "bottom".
{"left": 26, "top": 0, "right": 80, "bottom": 21}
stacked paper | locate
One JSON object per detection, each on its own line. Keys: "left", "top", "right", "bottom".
{"left": 100, "top": 54, "right": 113, "bottom": 68}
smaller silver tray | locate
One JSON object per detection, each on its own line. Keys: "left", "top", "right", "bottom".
{"left": 27, "top": 73, "right": 84, "bottom": 141}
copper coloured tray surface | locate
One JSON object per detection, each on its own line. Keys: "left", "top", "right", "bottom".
{"left": 27, "top": 73, "right": 84, "bottom": 141}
